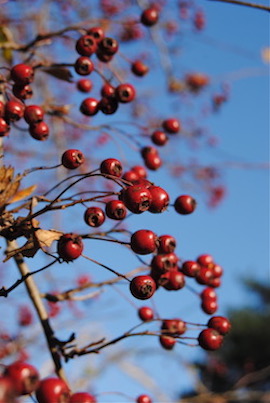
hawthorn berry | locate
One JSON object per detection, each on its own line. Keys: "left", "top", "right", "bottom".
{"left": 208, "top": 277, "right": 221, "bottom": 288}
{"left": 131, "top": 60, "right": 149, "bottom": 77}
{"left": 138, "top": 306, "right": 154, "bottom": 322}
{"left": 80, "top": 97, "right": 99, "bottom": 116}
{"left": 0, "top": 101, "right": 4, "bottom": 117}
{"left": 100, "top": 158, "right": 122, "bottom": 177}
{"left": 0, "top": 377, "right": 17, "bottom": 402}
{"left": 196, "top": 267, "right": 214, "bottom": 285}
{"left": 5, "top": 100, "right": 25, "bottom": 122}
{"left": 101, "top": 83, "right": 115, "bottom": 98}
{"left": 84, "top": 207, "right": 105, "bottom": 227}
{"left": 161, "top": 319, "right": 186, "bottom": 336}
{"left": 151, "top": 253, "right": 179, "bottom": 274}
{"left": 12, "top": 83, "right": 33, "bottom": 100}
{"left": 143, "top": 150, "right": 162, "bottom": 170}
{"left": 141, "top": 7, "right": 159, "bottom": 26}
{"left": 151, "top": 130, "right": 168, "bottom": 146}
{"left": 136, "top": 394, "right": 152, "bottom": 403}
{"left": 74, "top": 57, "right": 94, "bottom": 76}
{"left": 122, "top": 184, "right": 152, "bottom": 214}
{"left": 157, "top": 235, "right": 176, "bottom": 254}
{"left": 198, "top": 328, "right": 223, "bottom": 351}
{"left": 115, "top": 83, "right": 136, "bottom": 103}
{"left": 201, "top": 298, "right": 218, "bottom": 315}
{"left": 212, "top": 264, "right": 223, "bottom": 277}
{"left": 122, "top": 170, "right": 140, "bottom": 183}
{"left": 76, "top": 35, "right": 97, "bottom": 56}
{"left": 70, "top": 392, "right": 97, "bottom": 403}
{"left": 131, "top": 165, "right": 147, "bottom": 179}
{"left": 201, "top": 287, "right": 217, "bottom": 301}
{"left": 35, "top": 377, "right": 70, "bottom": 403}
{"left": 98, "top": 37, "right": 119, "bottom": 56}
{"left": 99, "top": 96, "right": 118, "bottom": 115}
{"left": 159, "top": 335, "right": 176, "bottom": 350}
{"left": 87, "top": 26, "right": 105, "bottom": 43}
{"left": 130, "top": 275, "right": 156, "bottom": 300}
{"left": 130, "top": 229, "right": 158, "bottom": 255}
{"left": 0, "top": 117, "right": 10, "bottom": 136}
{"left": 161, "top": 270, "right": 186, "bottom": 291}
{"left": 10, "top": 63, "right": 34, "bottom": 85}
{"left": 24, "top": 105, "right": 44, "bottom": 124}
{"left": 207, "top": 316, "right": 231, "bottom": 335}
{"left": 197, "top": 254, "right": 214, "bottom": 267}
{"left": 61, "top": 149, "right": 85, "bottom": 169}
{"left": 105, "top": 200, "right": 127, "bottom": 220}
{"left": 57, "top": 233, "right": 83, "bottom": 261}
{"left": 77, "top": 78, "right": 93, "bottom": 93}
{"left": 29, "top": 121, "right": 49, "bottom": 141}
{"left": 174, "top": 195, "right": 197, "bottom": 215}
{"left": 148, "top": 185, "right": 170, "bottom": 213}
{"left": 181, "top": 260, "right": 200, "bottom": 277}
{"left": 4, "top": 361, "right": 40, "bottom": 396}
{"left": 162, "top": 118, "right": 181, "bottom": 134}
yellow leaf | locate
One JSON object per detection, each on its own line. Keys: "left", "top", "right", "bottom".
{"left": 8, "top": 185, "right": 37, "bottom": 204}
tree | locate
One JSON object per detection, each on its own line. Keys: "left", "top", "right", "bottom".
{"left": 0, "top": 1, "right": 268, "bottom": 402}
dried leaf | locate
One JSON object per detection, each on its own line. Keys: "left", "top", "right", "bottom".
{"left": 35, "top": 229, "right": 62, "bottom": 248}
{"left": 8, "top": 185, "right": 37, "bottom": 204}
{"left": 42, "top": 66, "right": 73, "bottom": 82}
{"left": 0, "top": 26, "right": 13, "bottom": 64}
{"left": 0, "top": 166, "right": 21, "bottom": 209}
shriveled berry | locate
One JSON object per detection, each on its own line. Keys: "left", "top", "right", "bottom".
{"left": 84, "top": 207, "right": 105, "bottom": 227}
{"left": 131, "top": 229, "right": 158, "bottom": 255}
{"left": 57, "top": 233, "right": 83, "bottom": 262}
{"left": 105, "top": 200, "right": 127, "bottom": 220}
{"left": 138, "top": 306, "right": 154, "bottom": 322}
{"left": 100, "top": 158, "right": 122, "bottom": 177}
{"left": 174, "top": 195, "right": 197, "bottom": 215}
{"left": 61, "top": 149, "right": 85, "bottom": 169}
{"left": 130, "top": 275, "right": 156, "bottom": 300}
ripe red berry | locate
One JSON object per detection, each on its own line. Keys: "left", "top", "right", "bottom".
{"left": 151, "top": 253, "right": 179, "bottom": 274}
{"left": 136, "top": 394, "right": 152, "bottom": 403}
{"left": 174, "top": 195, "right": 197, "bottom": 215}
{"left": 122, "top": 184, "right": 152, "bottom": 214}
{"left": 29, "top": 121, "right": 49, "bottom": 141}
{"left": 77, "top": 78, "right": 93, "bottom": 92}
{"left": 84, "top": 207, "right": 105, "bottom": 227}
{"left": 75, "top": 57, "right": 94, "bottom": 76}
{"left": 212, "top": 264, "right": 223, "bottom": 278}
{"left": 57, "top": 233, "right": 83, "bottom": 262}
{"left": 96, "top": 49, "right": 113, "bottom": 63}
{"left": 35, "top": 377, "right": 70, "bottom": 403}
{"left": 61, "top": 149, "right": 85, "bottom": 169}
{"left": 5, "top": 100, "right": 25, "bottom": 122}
{"left": 99, "top": 96, "right": 118, "bottom": 115}
{"left": 141, "top": 147, "right": 162, "bottom": 170}
{"left": 208, "top": 277, "right": 222, "bottom": 288}
{"left": 201, "top": 287, "right": 217, "bottom": 300}
{"left": 10, "top": 63, "right": 34, "bottom": 85}
{"left": 4, "top": 361, "right": 40, "bottom": 395}
{"left": 0, "top": 101, "right": 4, "bottom": 117}
{"left": 131, "top": 60, "right": 149, "bottom": 77}
{"left": 197, "top": 254, "right": 214, "bottom": 267}
{"left": 141, "top": 7, "right": 159, "bottom": 26}
{"left": 100, "top": 158, "right": 122, "bottom": 177}
{"left": 24, "top": 105, "right": 44, "bottom": 124}
{"left": 130, "top": 275, "right": 156, "bottom": 300}
{"left": 101, "top": 83, "right": 115, "bottom": 98}
{"left": 0, "top": 377, "right": 17, "bottom": 402}
{"left": 201, "top": 298, "right": 218, "bottom": 315}
{"left": 196, "top": 267, "right": 214, "bottom": 285}
{"left": 131, "top": 165, "right": 147, "bottom": 179}
{"left": 157, "top": 235, "right": 176, "bottom": 254}
{"left": 87, "top": 26, "right": 105, "bottom": 43}
{"left": 198, "top": 328, "right": 223, "bottom": 351}
{"left": 148, "top": 185, "right": 170, "bottom": 213}
{"left": 98, "top": 37, "right": 119, "bottom": 56}
{"left": 151, "top": 130, "right": 168, "bottom": 146}
{"left": 162, "top": 118, "right": 181, "bottom": 134}
{"left": 115, "top": 83, "right": 136, "bottom": 103}
{"left": 80, "top": 97, "right": 99, "bottom": 116}
{"left": 70, "top": 392, "right": 97, "bottom": 403}
{"left": 207, "top": 316, "right": 231, "bottom": 335}
{"left": 161, "top": 319, "right": 186, "bottom": 336}
{"left": 105, "top": 200, "right": 127, "bottom": 220}
{"left": 122, "top": 170, "right": 140, "bottom": 183}
{"left": 138, "top": 306, "right": 154, "bottom": 322}
{"left": 161, "top": 270, "right": 186, "bottom": 291}
{"left": 12, "top": 83, "right": 33, "bottom": 100}
{"left": 181, "top": 260, "right": 200, "bottom": 277}
{"left": 159, "top": 335, "right": 176, "bottom": 350}
{"left": 76, "top": 35, "right": 97, "bottom": 56}
{"left": 0, "top": 117, "right": 10, "bottom": 136}
{"left": 130, "top": 229, "right": 158, "bottom": 255}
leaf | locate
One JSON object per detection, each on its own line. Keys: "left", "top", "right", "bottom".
{"left": 34, "top": 229, "right": 62, "bottom": 248}
{"left": 42, "top": 66, "right": 73, "bottom": 82}
{"left": 0, "top": 26, "right": 13, "bottom": 64}
{"left": 0, "top": 166, "right": 21, "bottom": 209}
{"left": 262, "top": 47, "right": 270, "bottom": 64}
{"left": 8, "top": 185, "right": 37, "bottom": 204}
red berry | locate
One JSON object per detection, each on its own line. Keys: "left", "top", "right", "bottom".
{"left": 99, "top": 97, "right": 118, "bottom": 115}
{"left": 131, "top": 60, "right": 149, "bottom": 77}
{"left": 96, "top": 49, "right": 113, "bottom": 63}
{"left": 5, "top": 100, "right": 25, "bottom": 122}
{"left": 198, "top": 328, "right": 223, "bottom": 351}
{"left": 115, "top": 83, "right": 136, "bottom": 103}
{"left": 159, "top": 335, "right": 176, "bottom": 350}
{"left": 174, "top": 195, "right": 197, "bottom": 215}
{"left": 194, "top": 10, "right": 206, "bottom": 31}
{"left": 0, "top": 117, "right": 10, "bottom": 136}
{"left": 12, "top": 83, "right": 33, "bottom": 100}
{"left": 70, "top": 392, "right": 97, "bottom": 403}
{"left": 87, "top": 26, "right": 105, "bottom": 43}
{"left": 162, "top": 118, "right": 181, "bottom": 134}
{"left": 131, "top": 165, "right": 147, "bottom": 179}
{"left": 4, "top": 361, "right": 40, "bottom": 395}
{"left": 136, "top": 394, "right": 152, "bottom": 403}
{"left": 61, "top": 149, "right": 85, "bottom": 169}
{"left": 0, "top": 101, "right": 4, "bottom": 117}
{"left": 98, "top": 37, "right": 119, "bottom": 56}
{"left": 138, "top": 306, "right": 154, "bottom": 322}
{"left": 143, "top": 150, "right": 162, "bottom": 170}
{"left": 35, "top": 377, "right": 70, "bottom": 403}
{"left": 24, "top": 105, "right": 44, "bottom": 124}
{"left": 100, "top": 158, "right": 122, "bottom": 177}
{"left": 122, "top": 184, "right": 152, "bottom": 214}
{"left": 161, "top": 270, "right": 185, "bottom": 291}
{"left": 141, "top": 7, "right": 159, "bottom": 26}
{"left": 10, "top": 63, "right": 34, "bottom": 85}
{"left": 196, "top": 267, "right": 214, "bottom": 285}
{"left": 151, "top": 253, "right": 179, "bottom": 274}
{"left": 77, "top": 79, "right": 93, "bottom": 92}
{"left": 148, "top": 185, "right": 170, "bottom": 213}
{"left": 80, "top": 97, "right": 99, "bottom": 116}
{"left": 197, "top": 254, "right": 214, "bottom": 267}
{"left": 130, "top": 229, "right": 158, "bottom": 255}
{"left": 29, "top": 121, "right": 49, "bottom": 141}
{"left": 105, "top": 200, "right": 127, "bottom": 220}
{"left": 201, "top": 287, "right": 217, "bottom": 301}
{"left": 84, "top": 207, "right": 105, "bottom": 227}
{"left": 201, "top": 298, "right": 218, "bottom": 315}
{"left": 157, "top": 235, "right": 176, "bottom": 254}
{"left": 161, "top": 319, "right": 186, "bottom": 336}
{"left": 151, "top": 130, "right": 168, "bottom": 146}
{"left": 212, "top": 264, "right": 223, "bottom": 278}
{"left": 76, "top": 35, "right": 97, "bottom": 56}
{"left": 181, "top": 260, "right": 200, "bottom": 277}
{"left": 101, "top": 83, "right": 115, "bottom": 98}
{"left": 208, "top": 277, "right": 221, "bottom": 288}
{"left": 0, "top": 377, "right": 17, "bottom": 402}
{"left": 122, "top": 170, "right": 140, "bottom": 183}
{"left": 207, "top": 316, "right": 231, "bottom": 335}
{"left": 130, "top": 275, "right": 156, "bottom": 300}
{"left": 57, "top": 233, "right": 83, "bottom": 262}
{"left": 75, "top": 57, "right": 94, "bottom": 76}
